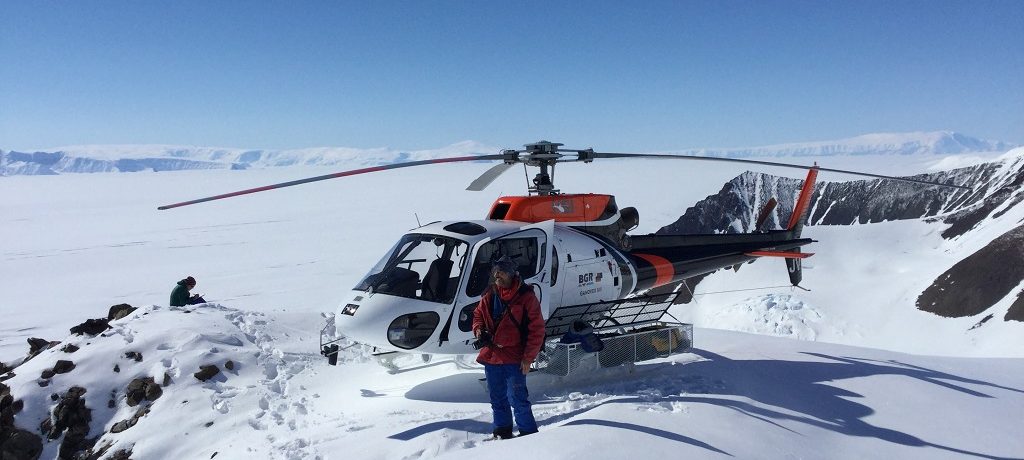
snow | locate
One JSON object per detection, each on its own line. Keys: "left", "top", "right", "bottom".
{"left": 2, "top": 144, "right": 1023, "bottom": 459}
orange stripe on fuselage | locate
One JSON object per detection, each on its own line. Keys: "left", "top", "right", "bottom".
{"left": 633, "top": 253, "right": 675, "bottom": 288}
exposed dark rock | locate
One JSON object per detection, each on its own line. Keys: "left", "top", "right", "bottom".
{"left": 60, "top": 344, "right": 79, "bottom": 354}
{"left": 113, "top": 364, "right": 120, "bottom": 373}
{"left": 144, "top": 381, "right": 163, "bottom": 402}
{"left": 40, "top": 369, "right": 55, "bottom": 380}
{"left": 224, "top": 360, "right": 235, "bottom": 371}
{"left": 109, "top": 420, "right": 132, "bottom": 433}
{"left": 110, "top": 404, "right": 151, "bottom": 434}
{"left": 107, "top": 399, "right": 115, "bottom": 409}
{"left": 69, "top": 318, "right": 110, "bottom": 336}
{"left": 162, "top": 373, "right": 172, "bottom": 387}
{"left": 125, "top": 378, "right": 161, "bottom": 407}
{"left": 917, "top": 224, "right": 1024, "bottom": 317}
{"left": 50, "top": 393, "right": 60, "bottom": 402}
{"left": 44, "top": 386, "right": 92, "bottom": 459}
{"left": 193, "top": 365, "right": 220, "bottom": 382}
{"left": 124, "top": 352, "right": 143, "bottom": 363}
{"left": 77, "top": 440, "right": 116, "bottom": 460}
{"left": 0, "top": 362, "right": 9, "bottom": 375}
{"left": 25, "top": 338, "right": 60, "bottom": 362}
{"left": 968, "top": 314, "right": 994, "bottom": 330}
{"left": 204, "top": 421, "right": 214, "bottom": 427}
{"left": 0, "top": 428, "right": 44, "bottom": 460}
{"left": 52, "top": 360, "right": 75, "bottom": 375}
{"left": 1006, "top": 289, "right": 1024, "bottom": 322}
{"left": 37, "top": 380, "right": 49, "bottom": 388}
{"left": 106, "top": 448, "right": 133, "bottom": 460}
{"left": 27, "top": 338, "right": 52, "bottom": 355}
{"left": 0, "top": 373, "right": 15, "bottom": 383}
{"left": 107, "top": 304, "right": 137, "bottom": 321}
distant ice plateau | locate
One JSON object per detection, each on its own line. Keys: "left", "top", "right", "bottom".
{"left": 1, "top": 131, "right": 1017, "bottom": 176}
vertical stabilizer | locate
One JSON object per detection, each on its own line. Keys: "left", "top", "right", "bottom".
{"left": 784, "top": 166, "right": 819, "bottom": 285}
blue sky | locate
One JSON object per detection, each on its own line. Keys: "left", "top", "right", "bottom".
{"left": 2, "top": 1, "right": 1022, "bottom": 152}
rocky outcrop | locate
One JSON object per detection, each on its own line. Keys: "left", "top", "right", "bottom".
{"left": 917, "top": 224, "right": 1024, "bottom": 318}
{"left": 41, "top": 386, "right": 94, "bottom": 460}
{"left": 193, "top": 365, "right": 220, "bottom": 382}
{"left": 107, "top": 304, "right": 137, "bottom": 321}
{"left": 125, "top": 378, "right": 162, "bottom": 407}
{"left": 26, "top": 338, "right": 60, "bottom": 362}
{"left": 110, "top": 405, "right": 150, "bottom": 434}
{"left": 1, "top": 382, "right": 43, "bottom": 460}
{"left": 69, "top": 318, "right": 111, "bottom": 336}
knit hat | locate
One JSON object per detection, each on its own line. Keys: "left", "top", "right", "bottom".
{"left": 491, "top": 256, "right": 518, "bottom": 275}
{"left": 185, "top": 276, "right": 196, "bottom": 286}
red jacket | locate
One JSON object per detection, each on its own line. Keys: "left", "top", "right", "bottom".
{"left": 472, "top": 282, "right": 546, "bottom": 365}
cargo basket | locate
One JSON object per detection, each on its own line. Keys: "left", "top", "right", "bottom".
{"left": 536, "top": 322, "right": 693, "bottom": 376}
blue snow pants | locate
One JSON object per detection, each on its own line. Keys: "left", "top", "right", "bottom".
{"left": 483, "top": 363, "right": 538, "bottom": 433}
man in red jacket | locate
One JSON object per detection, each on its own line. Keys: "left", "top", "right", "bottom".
{"left": 472, "top": 256, "right": 546, "bottom": 439}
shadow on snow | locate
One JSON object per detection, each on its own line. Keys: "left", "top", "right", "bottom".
{"left": 390, "top": 348, "right": 1023, "bottom": 459}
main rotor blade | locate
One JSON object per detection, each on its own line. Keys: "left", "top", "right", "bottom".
{"left": 158, "top": 154, "right": 504, "bottom": 210}
{"left": 466, "top": 163, "right": 515, "bottom": 191}
{"left": 589, "top": 152, "right": 970, "bottom": 190}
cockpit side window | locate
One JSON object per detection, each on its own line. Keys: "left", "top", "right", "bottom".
{"left": 466, "top": 229, "right": 544, "bottom": 297}
{"left": 354, "top": 234, "right": 468, "bottom": 304}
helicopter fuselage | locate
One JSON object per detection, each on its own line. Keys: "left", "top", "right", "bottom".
{"left": 333, "top": 211, "right": 812, "bottom": 356}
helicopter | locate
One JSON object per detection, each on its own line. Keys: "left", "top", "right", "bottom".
{"left": 158, "top": 141, "right": 967, "bottom": 366}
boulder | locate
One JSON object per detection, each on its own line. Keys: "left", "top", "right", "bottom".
{"left": 109, "top": 405, "right": 150, "bottom": 434}
{"left": 40, "top": 369, "right": 55, "bottom": 380}
{"left": 107, "top": 304, "right": 137, "bottom": 321}
{"left": 45, "top": 386, "right": 93, "bottom": 459}
{"left": 60, "top": 344, "right": 79, "bottom": 354}
{"left": 125, "top": 378, "right": 161, "bottom": 407}
{"left": 26, "top": 337, "right": 60, "bottom": 361}
{"left": 124, "top": 352, "right": 143, "bottom": 362}
{"left": 193, "top": 365, "right": 220, "bottom": 382}
{"left": 52, "top": 360, "right": 75, "bottom": 375}
{"left": 0, "top": 428, "right": 44, "bottom": 460}
{"left": 0, "top": 362, "right": 9, "bottom": 374}
{"left": 26, "top": 338, "right": 51, "bottom": 355}
{"left": 224, "top": 360, "right": 235, "bottom": 371}
{"left": 69, "top": 318, "right": 110, "bottom": 336}
{"left": 162, "top": 373, "right": 172, "bottom": 387}
{"left": 107, "top": 448, "right": 133, "bottom": 460}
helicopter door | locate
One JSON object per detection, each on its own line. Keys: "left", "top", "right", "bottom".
{"left": 451, "top": 220, "right": 555, "bottom": 344}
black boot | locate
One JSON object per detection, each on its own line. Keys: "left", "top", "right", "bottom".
{"left": 491, "top": 426, "right": 515, "bottom": 440}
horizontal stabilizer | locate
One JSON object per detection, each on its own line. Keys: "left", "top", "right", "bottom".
{"left": 745, "top": 250, "right": 814, "bottom": 259}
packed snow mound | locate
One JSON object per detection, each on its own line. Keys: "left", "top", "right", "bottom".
{"left": 1, "top": 303, "right": 332, "bottom": 459}
{"left": 3, "top": 303, "right": 1023, "bottom": 460}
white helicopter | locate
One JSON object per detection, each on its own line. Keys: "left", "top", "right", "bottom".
{"left": 159, "top": 141, "right": 966, "bottom": 368}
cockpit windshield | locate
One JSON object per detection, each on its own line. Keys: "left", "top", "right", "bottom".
{"left": 354, "top": 234, "right": 468, "bottom": 304}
